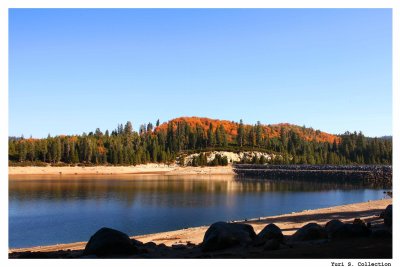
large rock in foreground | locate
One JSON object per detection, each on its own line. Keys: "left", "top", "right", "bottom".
{"left": 253, "top": 223, "right": 283, "bottom": 246}
{"left": 201, "top": 222, "right": 256, "bottom": 252}
{"left": 290, "top": 223, "right": 327, "bottom": 242}
{"left": 325, "top": 219, "right": 344, "bottom": 238}
{"left": 84, "top": 227, "right": 138, "bottom": 256}
{"left": 384, "top": 205, "right": 392, "bottom": 227}
{"left": 331, "top": 223, "right": 371, "bottom": 239}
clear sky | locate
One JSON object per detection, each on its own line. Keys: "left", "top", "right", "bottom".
{"left": 9, "top": 8, "right": 392, "bottom": 138}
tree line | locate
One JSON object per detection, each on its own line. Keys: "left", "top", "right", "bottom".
{"left": 8, "top": 119, "right": 392, "bottom": 166}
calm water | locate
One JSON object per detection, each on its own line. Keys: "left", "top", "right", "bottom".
{"left": 9, "top": 175, "right": 390, "bottom": 248}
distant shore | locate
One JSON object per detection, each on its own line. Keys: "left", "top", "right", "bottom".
{"left": 9, "top": 198, "right": 391, "bottom": 254}
{"left": 8, "top": 164, "right": 235, "bottom": 176}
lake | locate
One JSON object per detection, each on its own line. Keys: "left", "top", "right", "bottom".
{"left": 9, "top": 174, "right": 390, "bottom": 248}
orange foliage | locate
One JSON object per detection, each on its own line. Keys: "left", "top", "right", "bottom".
{"left": 19, "top": 138, "right": 39, "bottom": 145}
{"left": 156, "top": 117, "right": 340, "bottom": 144}
{"left": 266, "top": 123, "right": 340, "bottom": 144}
{"left": 69, "top": 136, "right": 78, "bottom": 143}
{"left": 97, "top": 146, "right": 106, "bottom": 155}
{"left": 155, "top": 116, "right": 239, "bottom": 142}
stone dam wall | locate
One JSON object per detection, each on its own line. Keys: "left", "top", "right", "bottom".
{"left": 233, "top": 164, "right": 392, "bottom": 186}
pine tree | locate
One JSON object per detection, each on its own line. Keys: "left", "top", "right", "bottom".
{"left": 208, "top": 123, "right": 215, "bottom": 147}
{"left": 124, "top": 121, "right": 133, "bottom": 136}
{"left": 256, "top": 121, "right": 263, "bottom": 147}
{"left": 237, "top": 119, "right": 245, "bottom": 147}
{"left": 18, "top": 141, "right": 27, "bottom": 162}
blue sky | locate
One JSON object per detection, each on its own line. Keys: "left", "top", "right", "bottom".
{"left": 9, "top": 8, "right": 392, "bottom": 138}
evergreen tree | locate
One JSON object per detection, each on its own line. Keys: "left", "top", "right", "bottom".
{"left": 124, "top": 121, "right": 133, "bottom": 136}
{"left": 208, "top": 123, "right": 215, "bottom": 147}
{"left": 147, "top": 122, "right": 153, "bottom": 132}
{"left": 237, "top": 119, "right": 245, "bottom": 147}
{"left": 256, "top": 121, "right": 263, "bottom": 147}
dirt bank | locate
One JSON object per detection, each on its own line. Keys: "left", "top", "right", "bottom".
{"left": 8, "top": 164, "right": 234, "bottom": 176}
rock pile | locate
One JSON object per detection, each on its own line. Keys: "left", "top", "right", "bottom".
{"left": 234, "top": 164, "right": 392, "bottom": 185}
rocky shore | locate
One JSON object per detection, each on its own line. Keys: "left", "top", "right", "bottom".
{"left": 9, "top": 199, "right": 392, "bottom": 259}
{"left": 234, "top": 164, "right": 392, "bottom": 186}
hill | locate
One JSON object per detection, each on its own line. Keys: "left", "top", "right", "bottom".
{"left": 8, "top": 116, "right": 392, "bottom": 166}
{"left": 156, "top": 116, "right": 340, "bottom": 144}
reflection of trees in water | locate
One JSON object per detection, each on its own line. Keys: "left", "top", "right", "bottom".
{"left": 9, "top": 175, "right": 390, "bottom": 207}
{"left": 234, "top": 177, "right": 389, "bottom": 192}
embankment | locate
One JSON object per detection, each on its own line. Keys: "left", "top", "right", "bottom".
{"left": 234, "top": 164, "right": 392, "bottom": 186}
{"left": 8, "top": 164, "right": 234, "bottom": 176}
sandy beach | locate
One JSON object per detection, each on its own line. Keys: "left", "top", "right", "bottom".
{"left": 8, "top": 164, "right": 235, "bottom": 176}
{"left": 9, "top": 198, "right": 391, "bottom": 254}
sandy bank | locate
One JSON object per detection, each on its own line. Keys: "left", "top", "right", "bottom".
{"left": 9, "top": 198, "right": 391, "bottom": 253}
{"left": 8, "top": 164, "right": 235, "bottom": 176}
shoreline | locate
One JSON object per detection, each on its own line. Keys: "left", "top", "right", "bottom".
{"left": 9, "top": 198, "right": 392, "bottom": 253}
{"left": 8, "top": 164, "right": 235, "bottom": 176}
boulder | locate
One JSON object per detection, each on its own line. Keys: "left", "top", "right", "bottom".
{"left": 384, "top": 205, "right": 392, "bottom": 227}
{"left": 379, "top": 211, "right": 385, "bottom": 218}
{"left": 131, "top": 239, "right": 143, "bottom": 246}
{"left": 144, "top": 241, "right": 157, "bottom": 248}
{"left": 253, "top": 223, "right": 283, "bottom": 246}
{"left": 83, "top": 227, "right": 138, "bottom": 256}
{"left": 353, "top": 218, "right": 366, "bottom": 226}
{"left": 290, "top": 223, "right": 327, "bottom": 242}
{"left": 171, "top": 244, "right": 187, "bottom": 250}
{"left": 201, "top": 221, "right": 256, "bottom": 252}
{"left": 352, "top": 218, "right": 369, "bottom": 231}
{"left": 331, "top": 223, "right": 371, "bottom": 239}
{"left": 157, "top": 243, "right": 168, "bottom": 249}
{"left": 325, "top": 219, "right": 344, "bottom": 237}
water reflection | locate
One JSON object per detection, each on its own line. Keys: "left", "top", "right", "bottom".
{"left": 9, "top": 175, "right": 385, "bottom": 203}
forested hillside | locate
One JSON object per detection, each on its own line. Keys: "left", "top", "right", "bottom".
{"left": 8, "top": 117, "right": 392, "bottom": 166}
